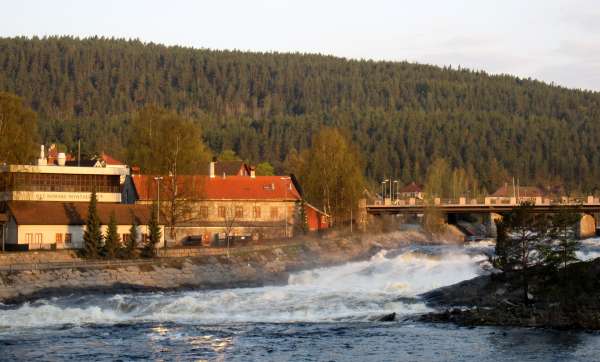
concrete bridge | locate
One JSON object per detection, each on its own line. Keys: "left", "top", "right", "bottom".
{"left": 364, "top": 196, "right": 600, "bottom": 239}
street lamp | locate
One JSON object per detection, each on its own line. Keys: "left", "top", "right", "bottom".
{"left": 281, "top": 176, "right": 291, "bottom": 238}
{"left": 382, "top": 179, "right": 389, "bottom": 202}
{"left": 153, "top": 176, "right": 164, "bottom": 248}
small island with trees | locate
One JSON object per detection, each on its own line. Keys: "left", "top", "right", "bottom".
{"left": 421, "top": 203, "right": 600, "bottom": 330}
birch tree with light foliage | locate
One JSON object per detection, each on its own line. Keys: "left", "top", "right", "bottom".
{"left": 0, "top": 92, "right": 39, "bottom": 164}
{"left": 127, "top": 106, "right": 211, "bottom": 241}
{"left": 296, "top": 127, "right": 365, "bottom": 226}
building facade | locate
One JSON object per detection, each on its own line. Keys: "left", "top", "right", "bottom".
{"left": 3, "top": 202, "right": 163, "bottom": 251}
{"left": 131, "top": 171, "right": 329, "bottom": 246}
{"left": 485, "top": 183, "right": 548, "bottom": 205}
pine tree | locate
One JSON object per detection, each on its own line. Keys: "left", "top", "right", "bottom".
{"left": 142, "top": 203, "right": 161, "bottom": 258}
{"left": 295, "top": 200, "right": 309, "bottom": 235}
{"left": 493, "top": 202, "right": 550, "bottom": 303}
{"left": 83, "top": 189, "right": 102, "bottom": 258}
{"left": 540, "top": 207, "right": 582, "bottom": 273}
{"left": 124, "top": 214, "right": 139, "bottom": 259}
{"left": 103, "top": 211, "right": 121, "bottom": 259}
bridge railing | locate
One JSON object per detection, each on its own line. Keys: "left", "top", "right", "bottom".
{"left": 370, "top": 195, "right": 600, "bottom": 207}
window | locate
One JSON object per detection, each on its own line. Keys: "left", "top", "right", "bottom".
{"left": 25, "top": 233, "right": 34, "bottom": 243}
{"left": 34, "top": 233, "right": 43, "bottom": 247}
{"left": 122, "top": 233, "right": 130, "bottom": 243}
{"left": 270, "top": 207, "right": 279, "bottom": 220}
{"left": 65, "top": 233, "right": 72, "bottom": 244}
{"left": 55, "top": 233, "right": 63, "bottom": 243}
{"left": 235, "top": 206, "right": 244, "bottom": 218}
{"left": 253, "top": 206, "right": 261, "bottom": 219}
{"left": 199, "top": 206, "right": 209, "bottom": 219}
{"left": 218, "top": 206, "right": 226, "bottom": 218}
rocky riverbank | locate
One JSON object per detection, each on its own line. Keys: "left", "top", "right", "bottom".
{"left": 0, "top": 229, "right": 432, "bottom": 304}
{"left": 420, "top": 258, "right": 600, "bottom": 330}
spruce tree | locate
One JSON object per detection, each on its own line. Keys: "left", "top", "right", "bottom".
{"left": 103, "top": 211, "right": 121, "bottom": 259}
{"left": 83, "top": 189, "right": 102, "bottom": 258}
{"left": 143, "top": 203, "right": 161, "bottom": 258}
{"left": 493, "top": 202, "right": 550, "bottom": 303}
{"left": 541, "top": 207, "right": 582, "bottom": 273}
{"left": 124, "top": 214, "right": 139, "bottom": 259}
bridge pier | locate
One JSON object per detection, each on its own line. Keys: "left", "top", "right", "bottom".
{"left": 483, "top": 213, "right": 503, "bottom": 238}
{"left": 577, "top": 213, "right": 596, "bottom": 239}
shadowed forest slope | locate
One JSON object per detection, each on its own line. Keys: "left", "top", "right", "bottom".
{"left": 1, "top": 36, "right": 600, "bottom": 192}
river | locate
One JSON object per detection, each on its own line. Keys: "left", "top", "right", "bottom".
{"left": 1, "top": 240, "right": 599, "bottom": 361}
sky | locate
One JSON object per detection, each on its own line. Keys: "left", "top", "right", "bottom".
{"left": 1, "top": 0, "right": 599, "bottom": 91}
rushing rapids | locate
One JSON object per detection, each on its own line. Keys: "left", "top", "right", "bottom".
{"left": 0, "top": 244, "right": 490, "bottom": 328}
{"left": 1, "top": 240, "right": 599, "bottom": 361}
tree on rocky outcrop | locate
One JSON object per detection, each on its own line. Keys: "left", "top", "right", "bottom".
{"left": 494, "top": 202, "right": 550, "bottom": 303}
{"left": 142, "top": 203, "right": 161, "bottom": 258}
{"left": 83, "top": 189, "right": 103, "bottom": 259}
{"left": 103, "top": 212, "right": 121, "bottom": 259}
{"left": 543, "top": 206, "right": 582, "bottom": 274}
{"left": 123, "top": 214, "right": 139, "bottom": 259}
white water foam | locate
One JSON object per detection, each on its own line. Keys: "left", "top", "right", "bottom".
{"left": 0, "top": 246, "right": 488, "bottom": 328}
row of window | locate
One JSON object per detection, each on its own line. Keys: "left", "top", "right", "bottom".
{"left": 0, "top": 173, "right": 120, "bottom": 193}
{"left": 205, "top": 206, "right": 285, "bottom": 220}
{"left": 27, "top": 232, "right": 151, "bottom": 245}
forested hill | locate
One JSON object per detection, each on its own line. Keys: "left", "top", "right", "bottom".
{"left": 1, "top": 36, "right": 600, "bottom": 192}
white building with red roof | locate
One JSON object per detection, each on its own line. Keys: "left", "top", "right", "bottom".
{"left": 128, "top": 162, "right": 329, "bottom": 246}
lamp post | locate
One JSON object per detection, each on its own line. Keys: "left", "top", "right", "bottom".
{"left": 281, "top": 177, "right": 291, "bottom": 238}
{"left": 153, "top": 176, "right": 164, "bottom": 248}
{"left": 383, "top": 179, "right": 389, "bottom": 204}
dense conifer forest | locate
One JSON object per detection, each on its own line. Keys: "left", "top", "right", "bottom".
{"left": 1, "top": 36, "right": 600, "bottom": 193}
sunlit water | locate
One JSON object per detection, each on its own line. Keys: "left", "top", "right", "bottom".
{"left": 1, "top": 240, "right": 599, "bottom": 361}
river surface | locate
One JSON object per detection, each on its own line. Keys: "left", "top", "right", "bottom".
{"left": 1, "top": 240, "right": 599, "bottom": 361}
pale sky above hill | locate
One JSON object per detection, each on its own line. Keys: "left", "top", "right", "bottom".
{"left": 1, "top": 0, "right": 599, "bottom": 91}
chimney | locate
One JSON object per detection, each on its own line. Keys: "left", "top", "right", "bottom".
{"left": 250, "top": 166, "right": 256, "bottom": 178}
{"left": 209, "top": 161, "right": 215, "bottom": 178}
{"left": 57, "top": 152, "right": 66, "bottom": 166}
{"left": 37, "top": 145, "right": 47, "bottom": 166}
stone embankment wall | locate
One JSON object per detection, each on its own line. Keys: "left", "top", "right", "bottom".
{"left": 0, "top": 230, "right": 429, "bottom": 304}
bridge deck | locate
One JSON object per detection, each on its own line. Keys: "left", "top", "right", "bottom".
{"left": 366, "top": 203, "right": 600, "bottom": 214}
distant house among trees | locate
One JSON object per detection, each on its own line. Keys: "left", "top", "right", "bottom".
{"left": 201, "top": 159, "right": 252, "bottom": 177}
{"left": 486, "top": 183, "right": 547, "bottom": 204}
{"left": 398, "top": 182, "right": 424, "bottom": 200}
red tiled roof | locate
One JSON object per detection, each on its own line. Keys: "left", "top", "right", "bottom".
{"left": 399, "top": 182, "right": 423, "bottom": 193}
{"left": 132, "top": 175, "right": 301, "bottom": 201}
{"left": 101, "top": 152, "right": 125, "bottom": 166}
{"left": 8, "top": 201, "right": 153, "bottom": 225}
{"left": 491, "top": 184, "right": 546, "bottom": 198}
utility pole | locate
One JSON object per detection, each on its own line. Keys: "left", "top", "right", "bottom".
{"left": 154, "top": 176, "right": 164, "bottom": 248}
